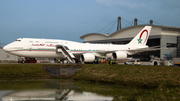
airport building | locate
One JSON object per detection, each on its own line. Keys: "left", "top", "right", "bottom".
{"left": 0, "top": 47, "right": 18, "bottom": 62}
{"left": 80, "top": 18, "right": 180, "bottom": 61}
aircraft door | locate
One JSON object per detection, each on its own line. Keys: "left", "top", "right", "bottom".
{"left": 29, "top": 42, "right": 32, "bottom": 52}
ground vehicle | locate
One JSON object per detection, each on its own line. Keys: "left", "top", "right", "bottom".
{"left": 149, "top": 55, "right": 162, "bottom": 66}
{"left": 125, "top": 59, "right": 140, "bottom": 65}
{"left": 173, "top": 58, "right": 180, "bottom": 66}
{"left": 18, "top": 57, "right": 37, "bottom": 63}
{"left": 94, "top": 57, "right": 116, "bottom": 64}
{"left": 149, "top": 55, "right": 177, "bottom": 66}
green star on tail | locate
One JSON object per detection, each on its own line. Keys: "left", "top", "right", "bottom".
{"left": 137, "top": 38, "right": 142, "bottom": 44}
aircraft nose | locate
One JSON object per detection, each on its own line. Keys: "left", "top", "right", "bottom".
{"left": 3, "top": 45, "right": 10, "bottom": 52}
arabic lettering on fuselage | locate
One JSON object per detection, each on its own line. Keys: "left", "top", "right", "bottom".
{"left": 46, "top": 44, "right": 56, "bottom": 47}
{"left": 32, "top": 44, "right": 55, "bottom": 47}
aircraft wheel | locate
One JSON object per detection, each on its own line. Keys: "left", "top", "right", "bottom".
{"left": 154, "top": 62, "right": 157, "bottom": 66}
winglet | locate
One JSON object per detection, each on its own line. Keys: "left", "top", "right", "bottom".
{"left": 128, "top": 26, "right": 152, "bottom": 46}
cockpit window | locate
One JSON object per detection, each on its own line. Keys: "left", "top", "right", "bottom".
{"left": 15, "top": 40, "right": 21, "bottom": 42}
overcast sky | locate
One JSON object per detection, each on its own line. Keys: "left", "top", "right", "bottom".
{"left": 0, "top": 0, "right": 180, "bottom": 45}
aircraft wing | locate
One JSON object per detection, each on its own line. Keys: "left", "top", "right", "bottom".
{"left": 93, "top": 47, "right": 172, "bottom": 56}
{"left": 72, "top": 45, "right": 172, "bottom": 58}
{"left": 126, "top": 47, "right": 173, "bottom": 55}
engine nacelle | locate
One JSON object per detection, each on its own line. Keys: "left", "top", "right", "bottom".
{"left": 80, "top": 53, "right": 95, "bottom": 62}
{"left": 106, "top": 53, "right": 113, "bottom": 59}
{"left": 112, "top": 51, "right": 127, "bottom": 60}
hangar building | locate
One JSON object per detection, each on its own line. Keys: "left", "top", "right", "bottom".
{"left": 80, "top": 24, "right": 180, "bottom": 61}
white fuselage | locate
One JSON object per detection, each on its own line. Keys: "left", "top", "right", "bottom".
{"left": 3, "top": 38, "right": 139, "bottom": 58}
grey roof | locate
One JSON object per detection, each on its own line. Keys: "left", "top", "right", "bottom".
{"left": 80, "top": 33, "right": 109, "bottom": 39}
{"left": 80, "top": 25, "right": 180, "bottom": 39}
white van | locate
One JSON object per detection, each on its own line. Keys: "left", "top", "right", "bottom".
{"left": 125, "top": 59, "right": 140, "bottom": 65}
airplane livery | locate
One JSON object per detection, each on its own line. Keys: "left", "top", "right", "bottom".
{"left": 3, "top": 26, "right": 152, "bottom": 63}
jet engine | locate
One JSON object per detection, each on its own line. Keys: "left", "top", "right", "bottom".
{"left": 81, "top": 53, "right": 95, "bottom": 62}
{"left": 112, "top": 51, "right": 127, "bottom": 60}
{"left": 106, "top": 53, "right": 113, "bottom": 59}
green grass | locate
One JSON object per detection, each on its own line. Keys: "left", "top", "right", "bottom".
{"left": 1, "top": 63, "right": 180, "bottom": 89}
{"left": 72, "top": 64, "right": 180, "bottom": 89}
{"left": 0, "top": 64, "right": 82, "bottom": 80}
{"left": 0, "top": 64, "right": 51, "bottom": 80}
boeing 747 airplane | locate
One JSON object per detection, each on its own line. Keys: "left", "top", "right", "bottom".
{"left": 3, "top": 26, "right": 152, "bottom": 63}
